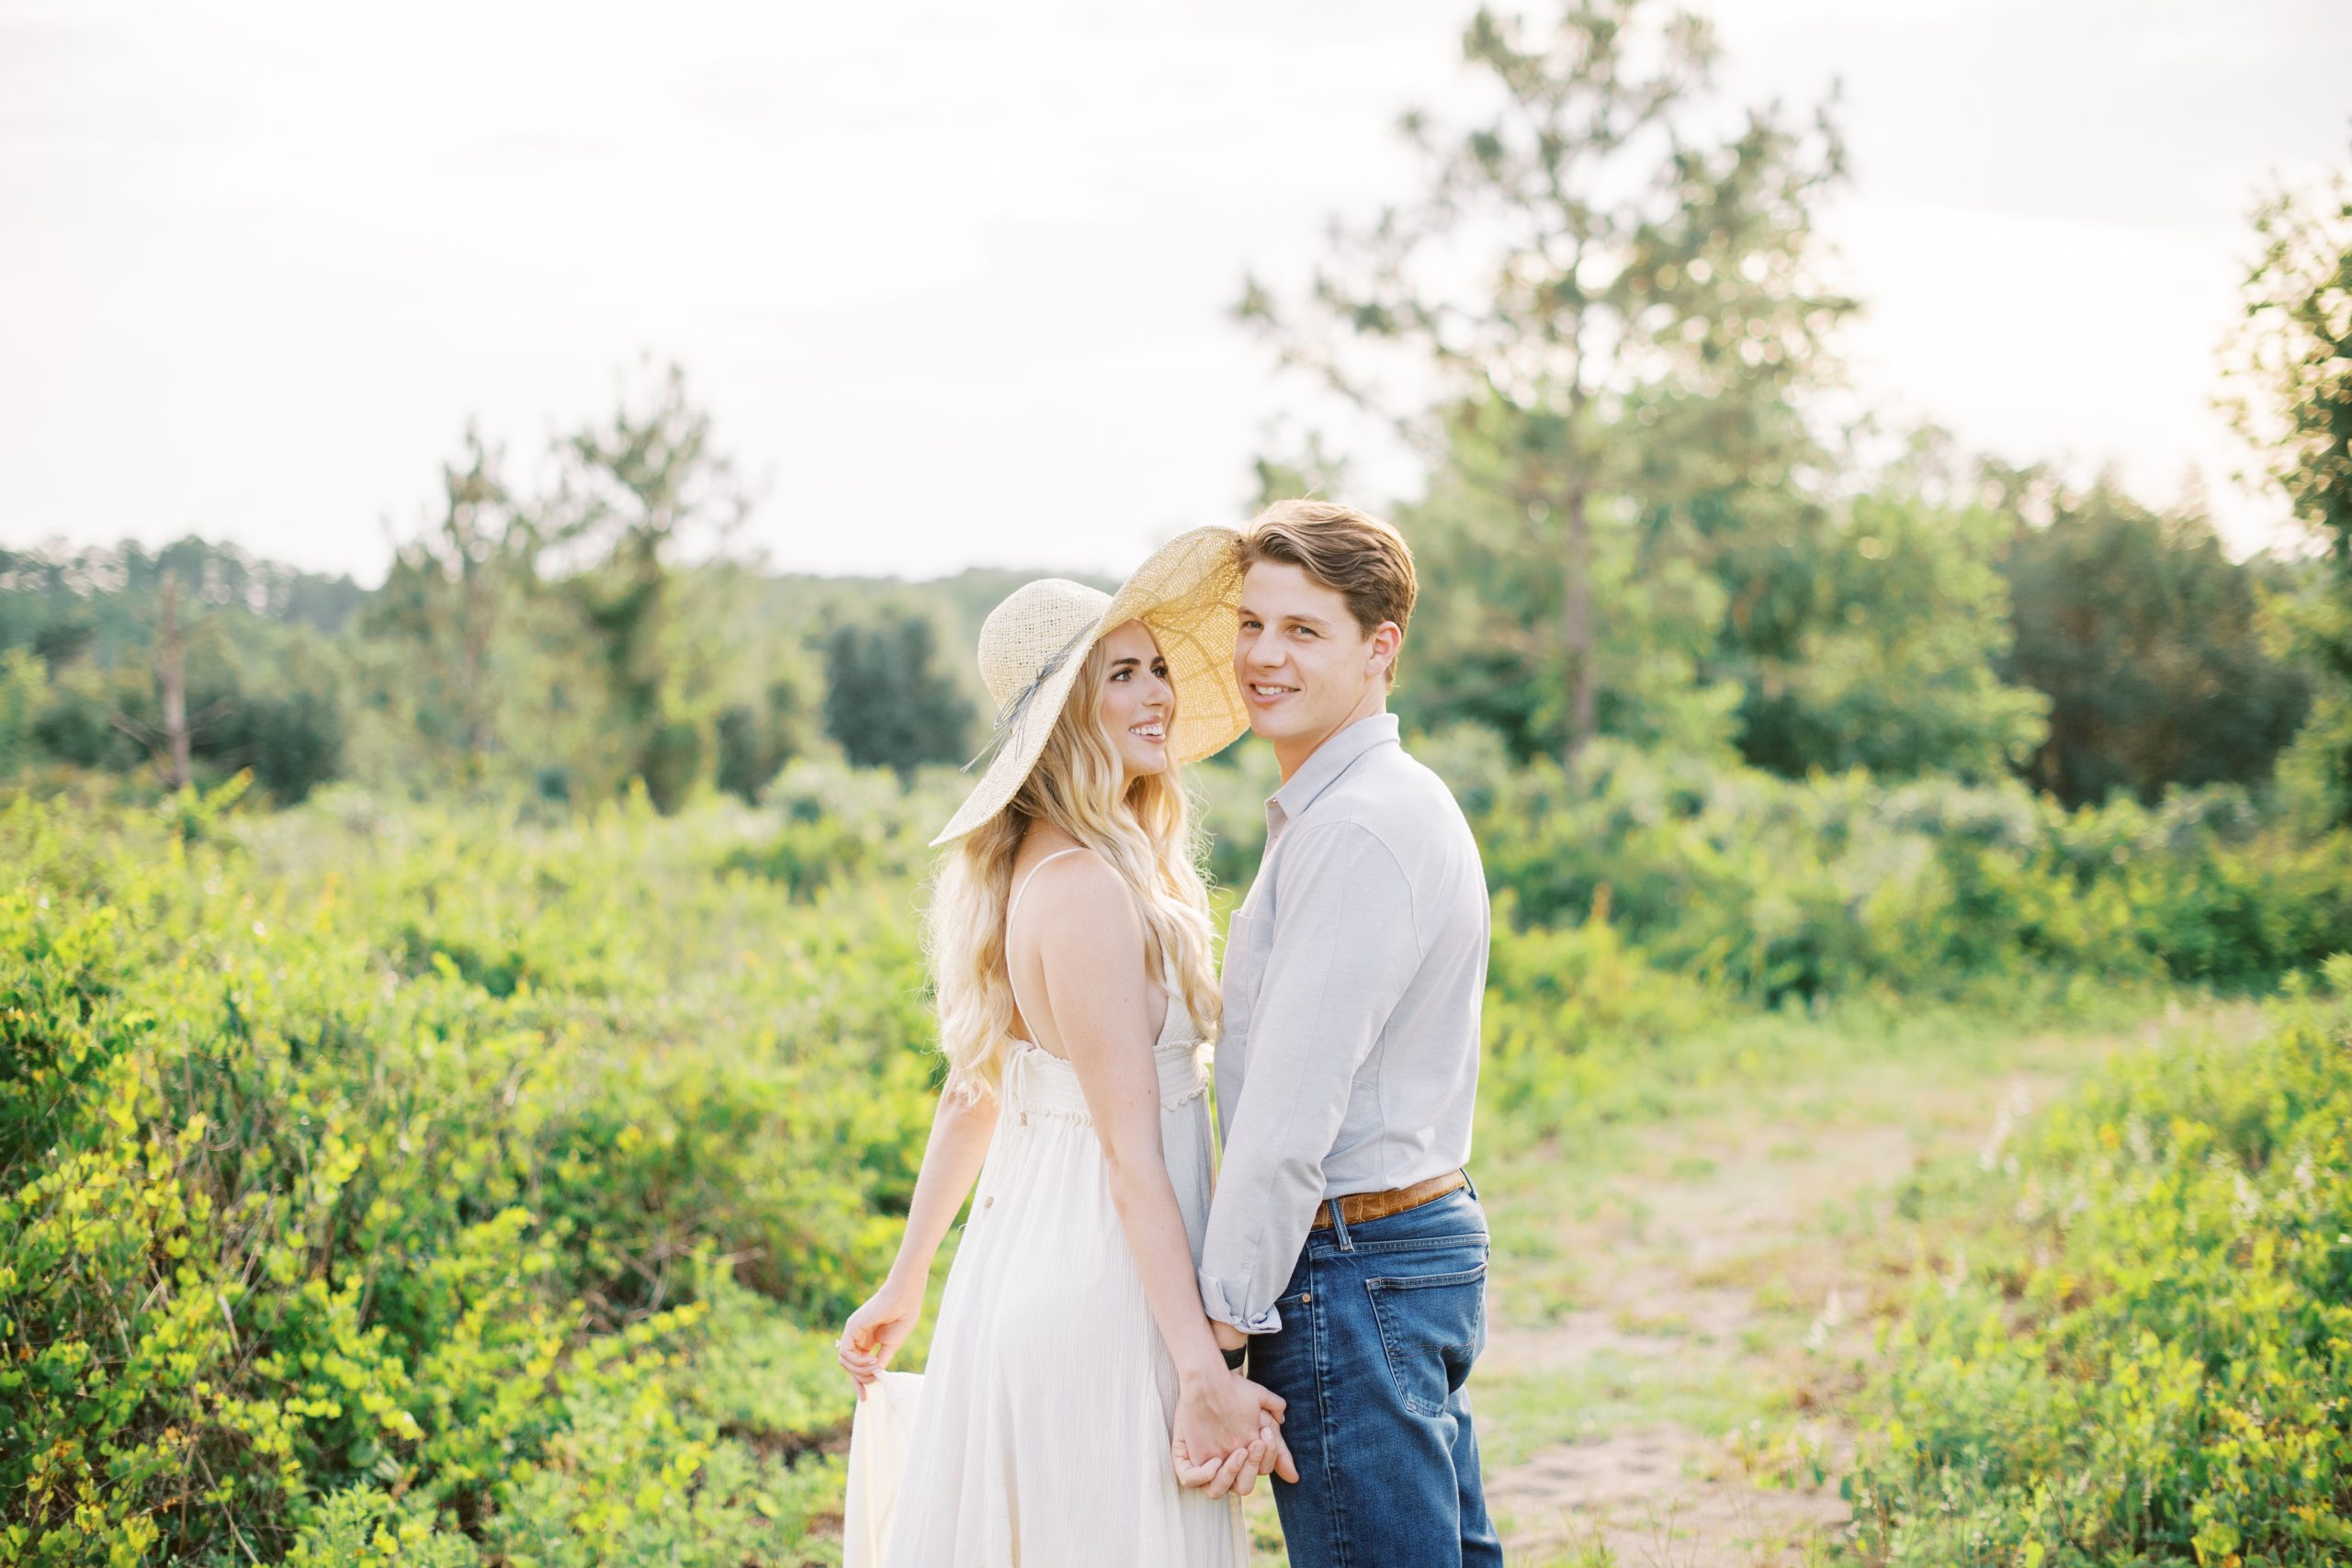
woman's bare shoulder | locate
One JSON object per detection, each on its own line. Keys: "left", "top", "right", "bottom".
{"left": 1025, "top": 849, "right": 1145, "bottom": 955}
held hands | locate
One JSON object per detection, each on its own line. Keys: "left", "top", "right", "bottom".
{"left": 1170, "top": 1370, "right": 1300, "bottom": 1499}
{"left": 837, "top": 1276, "right": 923, "bottom": 1402}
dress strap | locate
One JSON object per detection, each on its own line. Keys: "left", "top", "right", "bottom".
{"left": 1004, "top": 847, "right": 1091, "bottom": 1048}
{"left": 1006, "top": 846, "right": 1091, "bottom": 930}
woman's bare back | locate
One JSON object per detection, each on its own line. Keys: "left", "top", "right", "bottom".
{"left": 1003, "top": 832, "right": 1172, "bottom": 1055}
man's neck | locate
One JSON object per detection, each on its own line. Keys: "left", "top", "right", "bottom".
{"left": 1273, "top": 692, "right": 1389, "bottom": 784}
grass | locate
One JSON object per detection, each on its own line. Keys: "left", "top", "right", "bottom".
{"left": 1450, "top": 988, "right": 2245, "bottom": 1566}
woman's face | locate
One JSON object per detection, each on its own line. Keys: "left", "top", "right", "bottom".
{"left": 1095, "top": 619, "right": 1174, "bottom": 782}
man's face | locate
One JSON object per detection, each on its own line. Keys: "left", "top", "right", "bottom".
{"left": 1234, "top": 559, "right": 1391, "bottom": 750}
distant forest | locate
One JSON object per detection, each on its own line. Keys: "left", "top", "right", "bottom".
{"left": 0, "top": 424, "right": 2320, "bottom": 821}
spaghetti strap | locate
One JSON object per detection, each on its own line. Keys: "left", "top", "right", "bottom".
{"left": 1006, "top": 846, "right": 1091, "bottom": 930}
{"left": 1004, "top": 847, "right": 1091, "bottom": 1046}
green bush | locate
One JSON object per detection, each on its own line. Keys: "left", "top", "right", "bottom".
{"left": 1474, "top": 888, "right": 1726, "bottom": 1149}
{"left": 0, "top": 784, "right": 934, "bottom": 1564}
{"left": 720, "top": 817, "right": 876, "bottom": 901}
{"left": 0, "top": 648, "right": 48, "bottom": 777}
{"left": 203, "top": 686, "right": 346, "bottom": 805}
{"left": 6, "top": 739, "right": 2348, "bottom": 1564}
{"left": 1848, "top": 976, "right": 2352, "bottom": 1566}
{"left": 1471, "top": 743, "right": 2352, "bottom": 1003}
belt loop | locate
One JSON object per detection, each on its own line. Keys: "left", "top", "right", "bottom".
{"left": 1329, "top": 1195, "right": 1354, "bottom": 1252}
{"left": 1462, "top": 1167, "right": 1478, "bottom": 1202}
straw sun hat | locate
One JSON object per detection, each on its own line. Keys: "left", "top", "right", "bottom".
{"left": 930, "top": 525, "right": 1250, "bottom": 847}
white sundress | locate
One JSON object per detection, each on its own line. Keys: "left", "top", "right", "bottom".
{"left": 842, "top": 848, "right": 1249, "bottom": 1568}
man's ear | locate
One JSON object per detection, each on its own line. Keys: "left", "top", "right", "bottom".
{"left": 1368, "top": 622, "right": 1402, "bottom": 679}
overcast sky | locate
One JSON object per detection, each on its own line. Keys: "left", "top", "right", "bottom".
{"left": 2, "top": 0, "right": 2345, "bottom": 585}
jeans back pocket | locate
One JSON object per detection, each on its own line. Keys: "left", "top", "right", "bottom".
{"left": 1363, "top": 1250, "right": 1488, "bottom": 1417}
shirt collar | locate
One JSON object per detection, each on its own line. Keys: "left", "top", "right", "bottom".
{"left": 1267, "top": 713, "right": 1400, "bottom": 826}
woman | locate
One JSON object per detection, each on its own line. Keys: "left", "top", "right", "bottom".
{"left": 836, "top": 528, "right": 1293, "bottom": 1567}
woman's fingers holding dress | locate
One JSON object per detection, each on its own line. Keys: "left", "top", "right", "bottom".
{"left": 839, "top": 1286, "right": 920, "bottom": 1396}
{"left": 836, "top": 1316, "right": 892, "bottom": 1399}
{"left": 835, "top": 1340, "right": 877, "bottom": 1400}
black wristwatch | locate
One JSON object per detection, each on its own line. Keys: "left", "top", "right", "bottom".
{"left": 1221, "top": 1342, "right": 1249, "bottom": 1370}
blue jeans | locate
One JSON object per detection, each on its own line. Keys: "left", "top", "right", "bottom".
{"left": 1247, "top": 1178, "right": 1501, "bottom": 1568}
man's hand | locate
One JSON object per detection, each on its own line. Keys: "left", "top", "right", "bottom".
{"left": 1170, "top": 1372, "right": 1300, "bottom": 1497}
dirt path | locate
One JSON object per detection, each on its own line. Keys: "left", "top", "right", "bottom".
{"left": 1473, "top": 1108, "right": 1925, "bottom": 1566}
{"left": 1453, "top": 1010, "right": 2236, "bottom": 1568}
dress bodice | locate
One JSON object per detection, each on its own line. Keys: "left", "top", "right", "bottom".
{"left": 1001, "top": 976, "right": 1211, "bottom": 1125}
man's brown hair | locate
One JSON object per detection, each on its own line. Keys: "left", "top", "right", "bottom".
{"left": 1236, "top": 500, "right": 1418, "bottom": 687}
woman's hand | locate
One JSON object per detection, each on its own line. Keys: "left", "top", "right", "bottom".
{"left": 1170, "top": 1371, "right": 1299, "bottom": 1497}
{"left": 838, "top": 1276, "right": 923, "bottom": 1400}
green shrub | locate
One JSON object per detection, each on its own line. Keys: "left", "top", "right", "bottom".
{"left": 1473, "top": 743, "right": 2352, "bottom": 1002}
{"left": 1848, "top": 982, "right": 2352, "bottom": 1566}
{"left": 1475, "top": 889, "right": 1726, "bottom": 1148}
{"left": 0, "top": 789, "right": 932, "bottom": 1564}
{"left": 721, "top": 817, "right": 876, "bottom": 900}
{"left": 6, "top": 739, "right": 2347, "bottom": 1565}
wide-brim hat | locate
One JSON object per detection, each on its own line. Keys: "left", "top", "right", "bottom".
{"left": 930, "top": 525, "right": 1248, "bottom": 847}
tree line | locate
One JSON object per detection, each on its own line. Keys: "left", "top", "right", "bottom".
{"left": 3, "top": 0, "right": 2346, "bottom": 829}
{"left": 0, "top": 366, "right": 981, "bottom": 809}
{"left": 1240, "top": 1, "right": 2345, "bottom": 823}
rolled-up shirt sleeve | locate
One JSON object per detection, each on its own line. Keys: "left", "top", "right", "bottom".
{"left": 1199, "top": 820, "right": 1424, "bottom": 1333}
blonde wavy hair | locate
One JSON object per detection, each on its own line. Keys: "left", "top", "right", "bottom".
{"left": 925, "top": 635, "right": 1222, "bottom": 1104}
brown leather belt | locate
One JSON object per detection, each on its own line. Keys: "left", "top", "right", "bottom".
{"left": 1308, "top": 1168, "right": 1468, "bottom": 1230}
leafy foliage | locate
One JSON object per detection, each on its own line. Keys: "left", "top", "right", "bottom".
{"left": 1730, "top": 487, "right": 2051, "bottom": 784}
{"left": 820, "top": 613, "right": 972, "bottom": 777}
{"left": 1997, "top": 471, "right": 2310, "bottom": 807}
{"left": 1210, "top": 731, "right": 2352, "bottom": 1009}
{"left": 0, "top": 776, "right": 944, "bottom": 1564}
{"left": 5, "top": 728, "right": 2350, "bottom": 1563}
{"left": 1850, "top": 979, "right": 2352, "bottom": 1566}
{"left": 2222, "top": 161, "right": 2352, "bottom": 829}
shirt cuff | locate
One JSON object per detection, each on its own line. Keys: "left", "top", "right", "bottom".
{"left": 1198, "top": 1270, "right": 1283, "bottom": 1335}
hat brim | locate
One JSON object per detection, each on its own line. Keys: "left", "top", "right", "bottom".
{"left": 929, "top": 526, "right": 1248, "bottom": 847}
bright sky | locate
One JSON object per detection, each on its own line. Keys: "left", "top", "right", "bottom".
{"left": 2, "top": 0, "right": 2345, "bottom": 584}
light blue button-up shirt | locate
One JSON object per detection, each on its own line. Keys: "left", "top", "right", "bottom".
{"left": 1197, "top": 713, "right": 1490, "bottom": 1334}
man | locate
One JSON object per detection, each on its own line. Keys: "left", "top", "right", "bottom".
{"left": 1196, "top": 500, "right": 1499, "bottom": 1566}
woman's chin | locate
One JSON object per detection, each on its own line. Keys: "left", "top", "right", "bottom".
{"left": 1121, "top": 747, "right": 1172, "bottom": 782}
